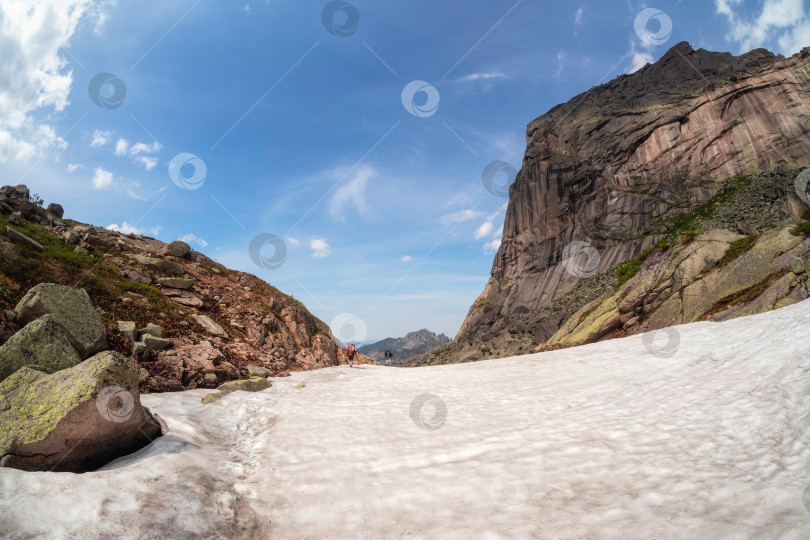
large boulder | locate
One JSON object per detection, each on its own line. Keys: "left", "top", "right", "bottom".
{"left": 134, "top": 255, "right": 184, "bottom": 276}
{"left": 163, "top": 240, "right": 191, "bottom": 259}
{"left": 0, "top": 351, "right": 162, "bottom": 472}
{"left": 46, "top": 203, "right": 64, "bottom": 218}
{"left": 192, "top": 314, "right": 229, "bottom": 338}
{"left": 6, "top": 227, "right": 43, "bottom": 251}
{"left": 14, "top": 283, "right": 108, "bottom": 358}
{"left": 0, "top": 315, "right": 82, "bottom": 382}
{"left": 157, "top": 277, "right": 194, "bottom": 290}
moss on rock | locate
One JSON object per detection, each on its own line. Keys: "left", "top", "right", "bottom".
{"left": 0, "top": 314, "right": 81, "bottom": 382}
{"left": 202, "top": 377, "right": 272, "bottom": 404}
{"left": 0, "top": 350, "right": 160, "bottom": 472}
{"left": 15, "top": 283, "right": 108, "bottom": 359}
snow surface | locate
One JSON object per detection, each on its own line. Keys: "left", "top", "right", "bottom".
{"left": 3, "top": 300, "right": 810, "bottom": 539}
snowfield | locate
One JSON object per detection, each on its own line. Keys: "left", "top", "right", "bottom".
{"left": 3, "top": 300, "right": 810, "bottom": 539}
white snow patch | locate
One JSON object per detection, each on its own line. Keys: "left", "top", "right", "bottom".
{"left": 3, "top": 301, "right": 810, "bottom": 538}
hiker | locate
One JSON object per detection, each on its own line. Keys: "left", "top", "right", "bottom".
{"left": 347, "top": 343, "right": 356, "bottom": 367}
{"left": 384, "top": 349, "right": 393, "bottom": 366}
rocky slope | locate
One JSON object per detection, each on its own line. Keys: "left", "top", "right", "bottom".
{"left": 408, "top": 42, "right": 810, "bottom": 366}
{"left": 357, "top": 329, "right": 450, "bottom": 362}
{"left": 0, "top": 185, "right": 372, "bottom": 393}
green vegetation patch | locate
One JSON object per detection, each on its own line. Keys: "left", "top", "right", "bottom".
{"left": 715, "top": 235, "right": 758, "bottom": 269}
{"left": 614, "top": 244, "right": 660, "bottom": 289}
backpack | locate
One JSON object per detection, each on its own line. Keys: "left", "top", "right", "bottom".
{"left": 348, "top": 343, "right": 356, "bottom": 356}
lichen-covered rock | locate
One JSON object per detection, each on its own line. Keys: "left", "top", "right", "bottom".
{"left": 157, "top": 277, "right": 194, "bottom": 290}
{"left": 141, "top": 334, "right": 172, "bottom": 351}
{"left": 138, "top": 323, "right": 167, "bottom": 339}
{"left": 134, "top": 255, "right": 184, "bottom": 276}
{"left": 202, "top": 377, "right": 271, "bottom": 404}
{"left": 192, "top": 314, "right": 229, "bottom": 338}
{"left": 541, "top": 227, "right": 810, "bottom": 351}
{"left": 0, "top": 315, "right": 82, "bottom": 382}
{"left": 117, "top": 321, "right": 137, "bottom": 341}
{"left": 15, "top": 283, "right": 108, "bottom": 359}
{"left": 246, "top": 365, "right": 272, "bottom": 378}
{"left": 0, "top": 351, "right": 161, "bottom": 472}
{"left": 163, "top": 240, "right": 191, "bottom": 259}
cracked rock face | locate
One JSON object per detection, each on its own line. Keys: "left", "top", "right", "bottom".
{"left": 460, "top": 42, "right": 810, "bottom": 347}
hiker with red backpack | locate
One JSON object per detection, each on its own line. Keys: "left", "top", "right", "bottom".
{"left": 347, "top": 343, "right": 356, "bottom": 367}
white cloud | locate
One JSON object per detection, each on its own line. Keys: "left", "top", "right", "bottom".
{"left": 715, "top": 0, "right": 810, "bottom": 55}
{"left": 243, "top": 3, "right": 252, "bottom": 14}
{"left": 114, "top": 138, "right": 129, "bottom": 156}
{"left": 286, "top": 236, "right": 301, "bottom": 246}
{"left": 627, "top": 50, "right": 654, "bottom": 74}
{"left": 459, "top": 72, "right": 509, "bottom": 82}
{"left": 474, "top": 221, "right": 494, "bottom": 240}
{"left": 92, "top": 167, "right": 114, "bottom": 189}
{"left": 66, "top": 163, "right": 83, "bottom": 173}
{"left": 90, "top": 130, "right": 111, "bottom": 147}
{"left": 330, "top": 164, "right": 374, "bottom": 220}
{"left": 129, "top": 141, "right": 161, "bottom": 156}
{"left": 0, "top": 1, "right": 108, "bottom": 164}
{"left": 180, "top": 233, "right": 208, "bottom": 248}
{"left": 556, "top": 50, "right": 568, "bottom": 78}
{"left": 149, "top": 226, "right": 162, "bottom": 237}
{"left": 401, "top": 255, "right": 413, "bottom": 262}
{"left": 0, "top": 125, "right": 67, "bottom": 163}
{"left": 484, "top": 237, "right": 502, "bottom": 254}
{"left": 440, "top": 209, "right": 483, "bottom": 226}
{"left": 136, "top": 156, "right": 158, "bottom": 171}
{"left": 574, "top": 7, "right": 584, "bottom": 25}
{"left": 106, "top": 222, "right": 142, "bottom": 235}
{"left": 310, "top": 237, "right": 331, "bottom": 258}
{"left": 114, "top": 138, "right": 161, "bottom": 168}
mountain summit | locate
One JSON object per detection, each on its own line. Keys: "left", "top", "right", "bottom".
{"left": 358, "top": 329, "right": 450, "bottom": 362}
{"left": 408, "top": 42, "right": 810, "bottom": 365}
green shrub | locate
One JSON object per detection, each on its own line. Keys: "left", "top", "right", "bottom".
{"left": 614, "top": 244, "right": 658, "bottom": 289}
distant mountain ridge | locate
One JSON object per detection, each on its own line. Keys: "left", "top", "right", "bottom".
{"left": 357, "top": 329, "right": 450, "bottom": 362}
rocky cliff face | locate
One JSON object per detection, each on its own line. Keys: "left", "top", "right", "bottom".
{"left": 407, "top": 42, "right": 810, "bottom": 366}
{"left": 0, "top": 185, "right": 370, "bottom": 392}
{"left": 466, "top": 43, "right": 810, "bottom": 340}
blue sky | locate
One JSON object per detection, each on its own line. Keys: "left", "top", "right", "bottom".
{"left": 2, "top": 0, "right": 809, "bottom": 342}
